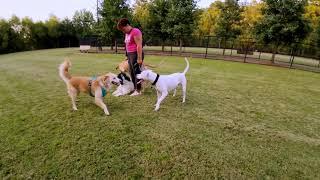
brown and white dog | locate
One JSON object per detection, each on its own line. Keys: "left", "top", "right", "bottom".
{"left": 114, "top": 58, "right": 160, "bottom": 95}
{"left": 59, "top": 59, "right": 120, "bottom": 115}
{"left": 115, "top": 58, "right": 157, "bottom": 73}
{"left": 116, "top": 59, "right": 130, "bottom": 73}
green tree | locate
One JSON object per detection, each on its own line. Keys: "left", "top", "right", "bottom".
{"left": 59, "top": 18, "right": 78, "bottom": 47}
{"left": 146, "top": 0, "right": 170, "bottom": 51}
{"left": 46, "top": 15, "right": 60, "bottom": 47}
{"left": 304, "top": 0, "right": 320, "bottom": 45}
{"left": 215, "top": 0, "right": 242, "bottom": 40}
{"left": 0, "top": 19, "right": 10, "bottom": 53}
{"left": 31, "top": 21, "right": 49, "bottom": 49}
{"left": 196, "top": 1, "right": 223, "bottom": 36}
{"left": 0, "top": 14, "right": 80, "bottom": 53}
{"left": 0, "top": 15, "right": 36, "bottom": 53}
{"left": 133, "top": 0, "right": 150, "bottom": 30}
{"left": 8, "top": 15, "right": 26, "bottom": 52}
{"left": 317, "top": 19, "right": 320, "bottom": 46}
{"left": 192, "top": 8, "right": 204, "bottom": 33}
{"left": 166, "top": 0, "right": 197, "bottom": 52}
{"left": 21, "top": 17, "right": 34, "bottom": 49}
{"left": 239, "top": 0, "right": 264, "bottom": 40}
{"left": 99, "top": 0, "right": 130, "bottom": 49}
{"left": 304, "top": 0, "right": 320, "bottom": 28}
{"left": 73, "top": 9, "right": 95, "bottom": 38}
{"left": 255, "top": 0, "right": 311, "bottom": 62}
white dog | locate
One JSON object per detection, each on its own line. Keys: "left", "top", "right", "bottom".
{"left": 137, "top": 57, "right": 189, "bottom": 111}
{"left": 112, "top": 72, "right": 134, "bottom": 96}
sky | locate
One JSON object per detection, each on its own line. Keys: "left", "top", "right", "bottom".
{"left": 0, "top": 0, "right": 214, "bottom": 22}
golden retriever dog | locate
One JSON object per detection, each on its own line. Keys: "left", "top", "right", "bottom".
{"left": 116, "top": 58, "right": 157, "bottom": 73}
{"left": 116, "top": 59, "right": 130, "bottom": 73}
{"left": 59, "top": 59, "right": 120, "bottom": 115}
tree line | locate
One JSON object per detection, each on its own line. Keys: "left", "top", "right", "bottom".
{"left": 0, "top": 10, "right": 95, "bottom": 54}
{"left": 1, "top": 0, "right": 320, "bottom": 56}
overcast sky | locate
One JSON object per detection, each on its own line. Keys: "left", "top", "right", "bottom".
{"left": 0, "top": 0, "right": 214, "bottom": 22}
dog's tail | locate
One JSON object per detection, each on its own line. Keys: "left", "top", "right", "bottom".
{"left": 183, "top": 57, "right": 190, "bottom": 74}
{"left": 59, "top": 58, "right": 72, "bottom": 83}
{"left": 144, "top": 59, "right": 165, "bottom": 69}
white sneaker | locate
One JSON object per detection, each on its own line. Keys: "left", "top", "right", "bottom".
{"left": 130, "top": 91, "right": 141, "bottom": 96}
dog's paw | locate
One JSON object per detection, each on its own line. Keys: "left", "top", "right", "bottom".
{"left": 73, "top": 107, "right": 78, "bottom": 111}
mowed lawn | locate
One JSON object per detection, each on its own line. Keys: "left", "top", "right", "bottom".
{"left": 0, "top": 48, "right": 319, "bottom": 179}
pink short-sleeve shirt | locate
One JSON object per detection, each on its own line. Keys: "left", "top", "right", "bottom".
{"left": 125, "top": 28, "right": 142, "bottom": 53}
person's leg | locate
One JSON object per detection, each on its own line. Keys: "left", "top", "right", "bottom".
{"left": 136, "top": 52, "right": 144, "bottom": 91}
{"left": 127, "top": 52, "right": 138, "bottom": 90}
{"left": 128, "top": 52, "right": 141, "bottom": 96}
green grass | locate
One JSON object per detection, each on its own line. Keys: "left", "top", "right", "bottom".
{"left": 0, "top": 48, "right": 319, "bottom": 179}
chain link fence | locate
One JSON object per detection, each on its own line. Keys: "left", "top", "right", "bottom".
{"left": 82, "top": 35, "right": 320, "bottom": 72}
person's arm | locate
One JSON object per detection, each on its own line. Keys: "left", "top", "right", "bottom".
{"left": 134, "top": 34, "right": 143, "bottom": 65}
{"left": 125, "top": 48, "right": 128, "bottom": 60}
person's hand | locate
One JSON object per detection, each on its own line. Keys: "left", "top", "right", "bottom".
{"left": 137, "top": 58, "right": 143, "bottom": 65}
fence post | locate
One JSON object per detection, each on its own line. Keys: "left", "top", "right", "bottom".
{"left": 115, "top": 39, "right": 118, "bottom": 54}
{"left": 230, "top": 40, "right": 234, "bottom": 56}
{"left": 222, "top": 37, "right": 226, "bottom": 56}
{"left": 317, "top": 49, "right": 320, "bottom": 68}
{"left": 171, "top": 41, "right": 173, "bottom": 56}
{"left": 205, "top": 36, "right": 209, "bottom": 59}
{"left": 244, "top": 42, "right": 249, "bottom": 63}
{"left": 258, "top": 50, "right": 262, "bottom": 60}
{"left": 290, "top": 46, "right": 295, "bottom": 68}
{"left": 290, "top": 56, "right": 295, "bottom": 68}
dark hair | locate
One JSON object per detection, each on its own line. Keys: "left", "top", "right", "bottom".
{"left": 117, "top": 18, "right": 130, "bottom": 29}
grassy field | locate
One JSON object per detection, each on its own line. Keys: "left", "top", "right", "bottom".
{"left": 0, "top": 48, "right": 319, "bottom": 179}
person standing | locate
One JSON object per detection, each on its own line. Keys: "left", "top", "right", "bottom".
{"left": 117, "top": 18, "right": 144, "bottom": 96}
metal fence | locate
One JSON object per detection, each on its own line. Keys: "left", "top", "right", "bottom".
{"left": 86, "top": 35, "right": 320, "bottom": 72}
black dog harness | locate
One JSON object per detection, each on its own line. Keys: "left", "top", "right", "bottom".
{"left": 117, "top": 72, "right": 131, "bottom": 85}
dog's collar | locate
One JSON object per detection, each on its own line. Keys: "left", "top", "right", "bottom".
{"left": 88, "top": 76, "right": 107, "bottom": 97}
{"left": 152, "top": 74, "right": 160, "bottom": 86}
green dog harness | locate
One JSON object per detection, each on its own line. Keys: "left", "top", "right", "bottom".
{"left": 88, "top": 76, "right": 107, "bottom": 97}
